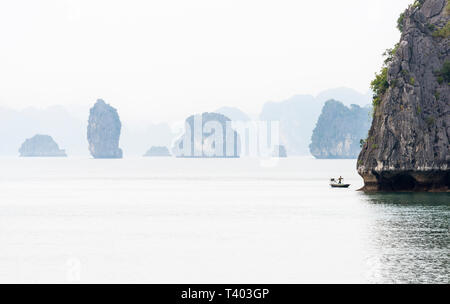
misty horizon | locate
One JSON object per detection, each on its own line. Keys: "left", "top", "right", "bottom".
{"left": 0, "top": 0, "right": 412, "bottom": 122}
{"left": 0, "top": 86, "right": 372, "bottom": 156}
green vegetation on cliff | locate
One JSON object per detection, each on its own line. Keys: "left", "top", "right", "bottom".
{"left": 436, "top": 60, "right": 450, "bottom": 84}
{"left": 433, "top": 21, "right": 450, "bottom": 38}
{"left": 371, "top": 68, "right": 389, "bottom": 109}
{"left": 432, "top": 1, "right": 450, "bottom": 38}
{"left": 397, "top": 0, "right": 425, "bottom": 33}
{"left": 370, "top": 45, "right": 400, "bottom": 112}
{"left": 397, "top": 13, "right": 405, "bottom": 32}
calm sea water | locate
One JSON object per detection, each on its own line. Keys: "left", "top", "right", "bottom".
{"left": 0, "top": 157, "right": 448, "bottom": 283}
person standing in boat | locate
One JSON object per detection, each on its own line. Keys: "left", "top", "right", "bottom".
{"left": 338, "top": 176, "right": 343, "bottom": 184}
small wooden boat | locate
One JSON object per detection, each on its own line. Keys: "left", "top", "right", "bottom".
{"left": 330, "top": 183, "right": 351, "bottom": 188}
{"left": 330, "top": 178, "right": 351, "bottom": 188}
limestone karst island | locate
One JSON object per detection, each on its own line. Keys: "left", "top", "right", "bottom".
{"left": 310, "top": 100, "right": 371, "bottom": 159}
{"left": 87, "top": 99, "right": 123, "bottom": 159}
{"left": 358, "top": 0, "right": 449, "bottom": 192}
{"left": 19, "top": 134, "right": 67, "bottom": 157}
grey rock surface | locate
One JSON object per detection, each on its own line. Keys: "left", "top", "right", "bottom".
{"left": 358, "top": 0, "right": 449, "bottom": 191}
{"left": 311, "top": 100, "right": 371, "bottom": 159}
{"left": 19, "top": 134, "right": 67, "bottom": 157}
{"left": 87, "top": 99, "right": 123, "bottom": 159}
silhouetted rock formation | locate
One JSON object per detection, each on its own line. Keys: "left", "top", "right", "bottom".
{"left": 19, "top": 134, "right": 67, "bottom": 157}
{"left": 172, "top": 112, "right": 240, "bottom": 158}
{"left": 272, "top": 145, "right": 287, "bottom": 158}
{"left": 358, "top": 0, "right": 449, "bottom": 192}
{"left": 144, "top": 146, "right": 171, "bottom": 157}
{"left": 87, "top": 99, "right": 123, "bottom": 159}
{"left": 310, "top": 100, "right": 371, "bottom": 159}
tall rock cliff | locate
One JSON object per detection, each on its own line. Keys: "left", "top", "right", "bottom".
{"left": 358, "top": 0, "right": 449, "bottom": 191}
{"left": 87, "top": 99, "right": 123, "bottom": 159}
{"left": 310, "top": 100, "right": 371, "bottom": 159}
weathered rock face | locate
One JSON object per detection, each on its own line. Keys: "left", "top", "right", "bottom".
{"left": 311, "top": 100, "right": 371, "bottom": 159}
{"left": 144, "top": 146, "right": 171, "bottom": 157}
{"left": 358, "top": 0, "right": 449, "bottom": 192}
{"left": 19, "top": 134, "right": 67, "bottom": 157}
{"left": 172, "top": 112, "right": 240, "bottom": 158}
{"left": 87, "top": 99, "right": 123, "bottom": 159}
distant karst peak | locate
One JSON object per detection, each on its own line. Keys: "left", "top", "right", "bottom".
{"left": 19, "top": 134, "right": 67, "bottom": 157}
{"left": 87, "top": 99, "right": 123, "bottom": 159}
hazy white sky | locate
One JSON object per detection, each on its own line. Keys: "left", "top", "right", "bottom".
{"left": 0, "top": 0, "right": 413, "bottom": 122}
